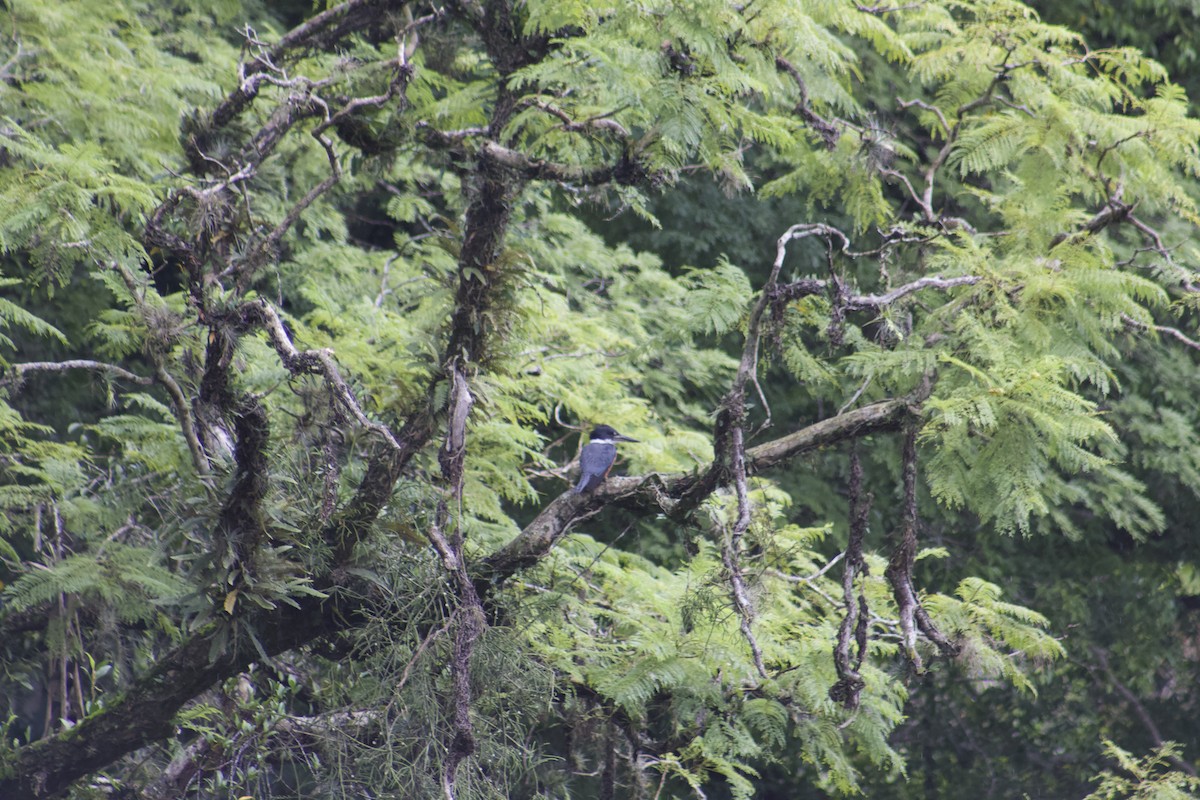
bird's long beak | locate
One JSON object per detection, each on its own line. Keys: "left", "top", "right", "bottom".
{"left": 615, "top": 434, "right": 639, "bottom": 443}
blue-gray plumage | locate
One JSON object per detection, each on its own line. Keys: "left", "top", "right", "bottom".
{"left": 573, "top": 424, "right": 638, "bottom": 494}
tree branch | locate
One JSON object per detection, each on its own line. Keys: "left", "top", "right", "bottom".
{"left": 203, "top": 0, "right": 403, "bottom": 131}
{"left": 884, "top": 424, "right": 958, "bottom": 672}
{"left": 479, "top": 140, "right": 648, "bottom": 186}
{"left": 1121, "top": 313, "right": 1200, "bottom": 351}
{"left": 247, "top": 300, "right": 404, "bottom": 453}
{"left": 845, "top": 275, "right": 982, "bottom": 311}
{"left": 2, "top": 360, "right": 154, "bottom": 386}
{"left": 476, "top": 395, "right": 916, "bottom": 591}
{"left": 830, "top": 444, "right": 870, "bottom": 708}
{"left": 775, "top": 57, "right": 841, "bottom": 148}
{"left": 0, "top": 596, "right": 342, "bottom": 800}
{"left": 1091, "top": 646, "right": 1197, "bottom": 777}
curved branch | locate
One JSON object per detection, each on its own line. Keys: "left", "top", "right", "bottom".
{"left": 205, "top": 0, "right": 403, "bottom": 130}
{"left": 3, "top": 360, "right": 153, "bottom": 386}
{"left": 247, "top": 300, "right": 404, "bottom": 453}
{"left": 477, "top": 396, "right": 916, "bottom": 591}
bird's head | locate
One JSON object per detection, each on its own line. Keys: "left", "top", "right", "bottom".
{"left": 589, "top": 424, "right": 638, "bottom": 443}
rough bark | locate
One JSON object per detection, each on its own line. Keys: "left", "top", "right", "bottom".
{"left": 0, "top": 597, "right": 340, "bottom": 799}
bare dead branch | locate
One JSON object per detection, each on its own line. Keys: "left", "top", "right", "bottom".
{"left": 725, "top": 422, "right": 768, "bottom": 678}
{"left": 249, "top": 300, "right": 404, "bottom": 452}
{"left": 846, "top": 274, "right": 982, "bottom": 311}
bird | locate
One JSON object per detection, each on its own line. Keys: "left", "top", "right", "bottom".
{"left": 573, "top": 424, "right": 639, "bottom": 494}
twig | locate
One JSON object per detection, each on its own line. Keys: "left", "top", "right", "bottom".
{"left": 765, "top": 550, "right": 845, "bottom": 584}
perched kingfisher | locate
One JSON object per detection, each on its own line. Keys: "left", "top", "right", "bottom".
{"left": 573, "top": 424, "right": 639, "bottom": 494}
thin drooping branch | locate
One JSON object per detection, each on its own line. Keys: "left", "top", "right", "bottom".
{"left": 152, "top": 362, "right": 211, "bottom": 478}
{"left": 1121, "top": 313, "right": 1200, "bottom": 351}
{"left": 435, "top": 365, "right": 486, "bottom": 800}
{"left": 724, "top": 420, "right": 768, "bottom": 678}
{"left": 1090, "top": 647, "right": 1198, "bottom": 777}
{"left": 884, "top": 424, "right": 958, "bottom": 672}
{"left": 108, "top": 261, "right": 213, "bottom": 477}
{"left": 830, "top": 444, "right": 871, "bottom": 709}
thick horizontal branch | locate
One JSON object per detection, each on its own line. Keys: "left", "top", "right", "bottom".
{"left": 845, "top": 275, "right": 982, "bottom": 311}
{"left": 3, "top": 360, "right": 154, "bottom": 386}
{"left": 476, "top": 396, "right": 914, "bottom": 590}
{"left": 479, "top": 140, "right": 645, "bottom": 186}
{"left": 742, "top": 395, "right": 912, "bottom": 470}
{"left": 0, "top": 594, "right": 343, "bottom": 800}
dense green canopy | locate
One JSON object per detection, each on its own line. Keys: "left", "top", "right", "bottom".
{"left": 2, "top": 0, "right": 1200, "bottom": 798}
